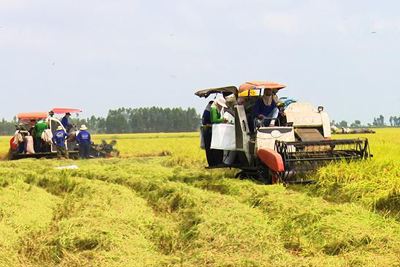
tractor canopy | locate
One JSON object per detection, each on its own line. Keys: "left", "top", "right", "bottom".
{"left": 238, "top": 81, "right": 286, "bottom": 97}
{"left": 195, "top": 86, "right": 238, "bottom": 98}
{"left": 17, "top": 112, "right": 48, "bottom": 122}
{"left": 51, "top": 107, "right": 82, "bottom": 114}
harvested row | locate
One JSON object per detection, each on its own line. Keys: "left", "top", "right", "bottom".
{"left": 0, "top": 164, "right": 170, "bottom": 266}
{"left": 70, "top": 157, "right": 400, "bottom": 266}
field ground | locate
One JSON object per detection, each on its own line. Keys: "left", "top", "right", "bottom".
{"left": 0, "top": 129, "right": 399, "bottom": 266}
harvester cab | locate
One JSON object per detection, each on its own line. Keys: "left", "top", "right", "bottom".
{"left": 196, "top": 81, "right": 371, "bottom": 184}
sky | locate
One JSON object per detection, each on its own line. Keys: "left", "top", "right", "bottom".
{"left": 0, "top": 0, "right": 399, "bottom": 124}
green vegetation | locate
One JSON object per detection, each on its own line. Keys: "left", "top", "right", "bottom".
{"left": 0, "top": 129, "right": 399, "bottom": 266}
{"left": 0, "top": 106, "right": 200, "bottom": 135}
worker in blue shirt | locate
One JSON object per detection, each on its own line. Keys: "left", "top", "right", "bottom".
{"left": 52, "top": 126, "right": 69, "bottom": 159}
{"left": 61, "top": 112, "right": 73, "bottom": 132}
{"left": 253, "top": 89, "right": 280, "bottom": 128}
{"left": 76, "top": 125, "right": 91, "bottom": 159}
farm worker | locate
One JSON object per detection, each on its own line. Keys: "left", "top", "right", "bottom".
{"left": 205, "top": 97, "right": 228, "bottom": 166}
{"left": 253, "top": 89, "right": 280, "bottom": 127}
{"left": 52, "top": 126, "right": 69, "bottom": 159}
{"left": 201, "top": 100, "right": 214, "bottom": 166}
{"left": 28, "top": 119, "right": 36, "bottom": 136}
{"left": 12, "top": 124, "right": 28, "bottom": 154}
{"left": 223, "top": 94, "right": 236, "bottom": 123}
{"left": 210, "top": 97, "right": 228, "bottom": 124}
{"left": 276, "top": 102, "right": 287, "bottom": 126}
{"left": 202, "top": 100, "right": 214, "bottom": 126}
{"left": 34, "top": 119, "right": 48, "bottom": 153}
{"left": 76, "top": 125, "right": 91, "bottom": 159}
{"left": 61, "top": 113, "right": 73, "bottom": 132}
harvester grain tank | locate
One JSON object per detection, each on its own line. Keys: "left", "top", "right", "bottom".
{"left": 196, "top": 81, "right": 371, "bottom": 184}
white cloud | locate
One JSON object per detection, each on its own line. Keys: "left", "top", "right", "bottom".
{"left": 262, "top": 13, "right": 300, "bottom": 34}
{"left": 371, "top": 18, "right": 400, "bottom": 32}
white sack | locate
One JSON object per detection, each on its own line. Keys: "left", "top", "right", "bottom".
{"left": 211, "top": 124, "right": 236, "bottom": 150}
{"left": 25, "top": 136, "right": 35, "bottom": 154}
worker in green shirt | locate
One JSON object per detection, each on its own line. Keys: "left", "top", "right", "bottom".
{"left": 204, "top": 97, "right": 227, "bottom": 166}
{"left": 34, "top": 119, "right": 48, "bottom": 153}
{"left": 210, "top": 98, "right": 228, "bottom": 123}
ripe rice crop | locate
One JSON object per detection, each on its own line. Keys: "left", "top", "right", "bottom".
{"left": 0, "top": 129, "right": 399, "bottom": 266}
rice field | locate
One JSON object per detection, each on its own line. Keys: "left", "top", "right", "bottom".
{"left": 0, "top": 129, "right": 399, "bottom": 266}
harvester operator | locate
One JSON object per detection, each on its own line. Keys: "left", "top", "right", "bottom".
{"left": 61, "top": 112, "right": 73, "bottom": 132}
{"left": 253, "top": 89, "right": 279, "bottom": 127}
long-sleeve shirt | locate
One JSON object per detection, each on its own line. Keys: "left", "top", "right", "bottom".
{"left": 61, "top": 116, "right": 70, "bottom": 128}
{"left": 76, "top": 130, "right": 91, "bottom": 145}
{"left": 253, "top": 96, "right": 278, "bottom": 118}
{"left": 202, "top": 102, "right": 213, "bottom": 125}
{"left": 52, "top": 130, "right": 68, "bottom": 147}
{"left": 34, "top": 120, "right": 48, "bottom": 139}
{"left": 210, "top": 106, "right": 224, "bottom": 123}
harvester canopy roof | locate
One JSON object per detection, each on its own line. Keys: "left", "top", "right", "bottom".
{"left": 195, "top": 86, "right": 238, "bottom": 98}
{"left": 17, "top": 112, "right": 48, "bottom": 121}
{"left": 51, "top": 108, "right": 82, "bottom": 114}
{"left": 238, "top": 81, "right": 286, "bottom": 97}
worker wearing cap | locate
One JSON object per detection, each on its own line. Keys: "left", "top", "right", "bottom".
{"left": 76, "top": 125, "right": 91, "bottom": 159}
{"left": 61, "top": 112, "right": 73, "bottom": 132}
{"left": 52, "top": 126, "right": 69, "bottom": 159}
{"left": 253, "top": 89, "right": 280, "bottom": 127}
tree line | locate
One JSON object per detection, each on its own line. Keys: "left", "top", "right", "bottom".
{"left": 0, "top": 107, "right": 200, "bottom": 135}
{"left": 1, "top": 109, "right": 399, "bottom": 136}
{"left": 332, "top": 114, "right": 400, "bottom": 128}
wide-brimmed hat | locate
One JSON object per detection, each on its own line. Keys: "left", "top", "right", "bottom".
{"left": 57, "top": 126, "right": 63, "bottom": 130}
{"left": 80, "top": 125, "right": 88, "bottom": 130}
{"left": 215, "top": 97, "right": 227, "bottom": 108}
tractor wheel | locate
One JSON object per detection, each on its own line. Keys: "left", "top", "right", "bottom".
{"left": 235, "top": 171, "right": 249, "bottom": 179}
{"left": 257, "top": 167, "right": 273, "bottom": 184}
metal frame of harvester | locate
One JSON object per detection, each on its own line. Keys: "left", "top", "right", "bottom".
{"left": 196, "top": 81, "right": 371, "bottom": 184}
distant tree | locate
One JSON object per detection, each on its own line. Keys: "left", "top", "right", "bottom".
{"left": 372, "top": 115, "right": 385, "bottom": 127}
{"left": 106, "top": 108, "right": 131, "bottom": 133}
{"left": 393, "top": 116, "right": 400, "bottom": 126}
{"left": 105, "top": 107, "right": 200, "bottom": 133}
{"left": 350, "top": 120, "right": 361, "bottom": 128}
{"left": 379, "top": 115, "right": 385, "bottom": 126}
{"left": 338, "top": 120, "right": 348, "bottom": 128}
{"left": 0, "top": 118, "right": 16, "bottom": 135}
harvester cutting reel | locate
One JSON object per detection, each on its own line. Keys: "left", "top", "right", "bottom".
{"left": 250, "top": 138, "right": 372, "bottom": 185}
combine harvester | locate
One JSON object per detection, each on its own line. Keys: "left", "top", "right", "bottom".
{"left": 196, "top": 81, "right": 371, "bottom": 184}
{"left": 9, "top": 108, "right": 118, "bottom": 160}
